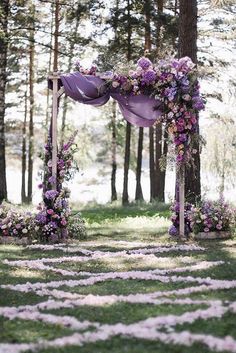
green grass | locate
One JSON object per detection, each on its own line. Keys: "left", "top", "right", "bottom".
{"left": 0, "top": 203, "right": 235, "bottom": 353}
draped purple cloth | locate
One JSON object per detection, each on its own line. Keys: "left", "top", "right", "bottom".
{"left": 59, "top": 71, "right": 163, "bottom": 127}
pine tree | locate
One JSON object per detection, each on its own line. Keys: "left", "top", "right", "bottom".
{"left": 27, "top": 2, "right": 36, "bottom": 203}
{"left": 111, "top": 100, "right": 118, "bottom": 201}
{"left": 122, "top": 0, "right": 132, "bottom": 205}
{"left": 179, "top": 0, "right": 201, "bottom": 203}
{"left": 0, "top": 0, "right": 9, "bottom": 202}
{"left": 21, "top": 85, "right": 28, "bottom": 204}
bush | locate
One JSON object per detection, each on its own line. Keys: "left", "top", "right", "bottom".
{"left": 68, "top": 212, "right": 87, "bottom": 240}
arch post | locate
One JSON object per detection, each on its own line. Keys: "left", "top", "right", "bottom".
{"left": 48, "top": 72, "right": 64, "bottom": 190}
{"left": 179, "top": 164, "right": 185, "bottom": 239}
{"left": 51, "top": 72, "right": 59, "bottom": 190}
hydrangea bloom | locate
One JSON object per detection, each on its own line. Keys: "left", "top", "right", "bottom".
{"left": 137, "top": 57, "right": 152, "bottom": 70}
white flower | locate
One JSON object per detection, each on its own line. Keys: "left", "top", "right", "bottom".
{"left": 112, "top": 81, "right": 120, "bottom": 88}
{"left": 22, "top": 228, "right": 28, "bottom": 234}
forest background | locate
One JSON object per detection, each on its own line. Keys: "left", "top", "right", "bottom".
{"left": 0, "top": 0, "right": 236, "bottom": 207}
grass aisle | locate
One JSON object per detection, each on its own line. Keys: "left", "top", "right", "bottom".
{"left": 0, "top": 204, "right": 235, "bottom": 353}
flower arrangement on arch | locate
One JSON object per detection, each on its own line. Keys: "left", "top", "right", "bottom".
{"left": 36, "top": 131, "right": 82, "bottom": 243}
{"left": 76, "top": 56, "right": 205, "bottom": 165}
{"left": 169, "top": 201, "right": 192, "bottom": 237}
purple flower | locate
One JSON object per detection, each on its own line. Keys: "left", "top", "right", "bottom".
{"left": 192, "top": 97, "right": 205, "bottom": 110}
{"left": 177, "top": 154, "right": 184, "bottom": 162}
{"left": 172, "top": 57, "right": 195, "bottom": 73}
{"left": 45, "top": 190, "right": 58, "bottom": 200}
{"left": 63, "top": 143, "right": 70, "bottom": 151}
{"left": 48, "top": 176, "right": 56, "bottom": 184}
{"left": 142, "top": 70, "right": 156, "bottom": 84}
{"left": 137, "top": 57, "right": 152, "bottom": 70}
{"left": 57, "top": 159, "right": 65, "bottom": 169}
{"left": 49, "top": 221, "right": 58, "bottom": 229}
{"left": 169, "top": 225, "right": 178, "bottom": 236}
{"left": 49, "top": 233, "right": 59, "bottom": 243}
{"left": 164, "top": 87, "right": 177, "bottom": 101}
{"left": 35, "top": 213, "right": 47, "bottom": 224}
{"left": 178, "top": 133, "right": 187, "bottom": 143}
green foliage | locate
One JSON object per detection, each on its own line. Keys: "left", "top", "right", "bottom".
{"left": 68, "top": 212, "right": 87, "bottom": 240}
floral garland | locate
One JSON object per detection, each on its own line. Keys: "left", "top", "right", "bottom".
{"left": 36, "top": 131, "right": 84, "bottom": 242}
{"left": 76, "top": 56, "right": 205, "bottom": 164}
{"left": 0, "top": 132, "right": 86, "bottom": 243}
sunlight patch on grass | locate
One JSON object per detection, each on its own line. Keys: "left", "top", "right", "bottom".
{"left": 9, "top": 268, "right": 46, "bottom": 279}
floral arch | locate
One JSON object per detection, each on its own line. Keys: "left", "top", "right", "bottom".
{"left": 47, "top": 56, "right": 204, "bottom": 239}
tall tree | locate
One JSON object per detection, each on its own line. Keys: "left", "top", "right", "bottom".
{"left": 135, "top": 0, "right": 152, "bottom": 202}
{"left": 122, "top": 0, "right": 132, "bottom": 205}
{"left": 111, "top": 100, "right": 118, "bottom": 201}
{"left": 27, "top": 3, "right": 35, "bottom": 203}
{"left": 60, "top": 2, "right": 86, "bottom": 144}
{"left": 178, "top": 0, "right": 201, "bottom": 203}
{"left": 0, "top": 0, "right": 9, "bottom": 202}
{"left": 45, "top": 2, "right": 54, "bottom": 136}
{"left": 21, "top": 86, "right": 27, "bottom": 204}
{"left": 153, "top": 0, "right": 165, "bottom": 201}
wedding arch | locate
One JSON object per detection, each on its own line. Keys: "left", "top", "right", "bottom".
{"left": 48, "top": 56, "right": 204, "bottom": 238}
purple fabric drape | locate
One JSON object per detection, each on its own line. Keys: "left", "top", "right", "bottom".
{"left": 59, "top": 71, "right": 163, "bottom": 127}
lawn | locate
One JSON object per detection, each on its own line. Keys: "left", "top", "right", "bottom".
{"left": 0, "top": 203, "right": 235, "bottom": 353}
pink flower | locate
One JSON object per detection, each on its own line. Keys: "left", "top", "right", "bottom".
{"left": 47, "top": 209, "right": 54, "bottom": 215}
{"left": 61, "top": 219, "right": 67, "bottom": 226}
{"left": 204, "top": 227, "right": 210, "bottom": 232}
{"left": 191, "top": 116, "right": 197, "bottom": 124}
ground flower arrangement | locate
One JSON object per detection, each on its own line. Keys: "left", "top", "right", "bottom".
{"left": 0, "top": 235, "right": 236, "bottom": 353}
{"left": 169, "top": 198, "right": 236, "bottom": 239}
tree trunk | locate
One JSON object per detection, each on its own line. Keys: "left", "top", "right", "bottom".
{"left": 149, "top": 126, "right": 155, "bottom": 201}
{"left": 45, "top": 2, "right": 54, "bottom": 137}
{"left": 135, "top": 127, "right": 144, "bottom": 201}
{"left": 159, "top": 128, "right": 168, "bottom": 202}
{"left": 111, "top": 100, "right": 117, "bottom": 201}
{"left": 21, "top": 90, "right": 27, "bottom": 204}
{"left": 154, "top": 124, "right": 162, "bottom": 200}
{"left": 61, "top": 4, "right": 80, "bottom": 145}
{"left": 135, "top": 0, "right": 151, "bottom": 202}
{"left": 27, "top": 5, "right": 35, "bottom": 204}
{"left": 0, "top": 0, "right": 9, "bottom": 203}
{"left": 122, "top": 122, "right": 131, "bottom": 205}
{"left": 179, "top": 0, "right": 200, "bottom": 203}
{"left": 153, "top": 0, "right": 165, "bottom": 201}
{"left": 53, "top": 0, "right": 60, "bottom": 72}
{"left": 122, "top": 0, "right": 132, "bottom": 205}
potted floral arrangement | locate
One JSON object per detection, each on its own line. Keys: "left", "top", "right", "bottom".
{"left": 190, "top": 198, "right": 235, "bottom": 239}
